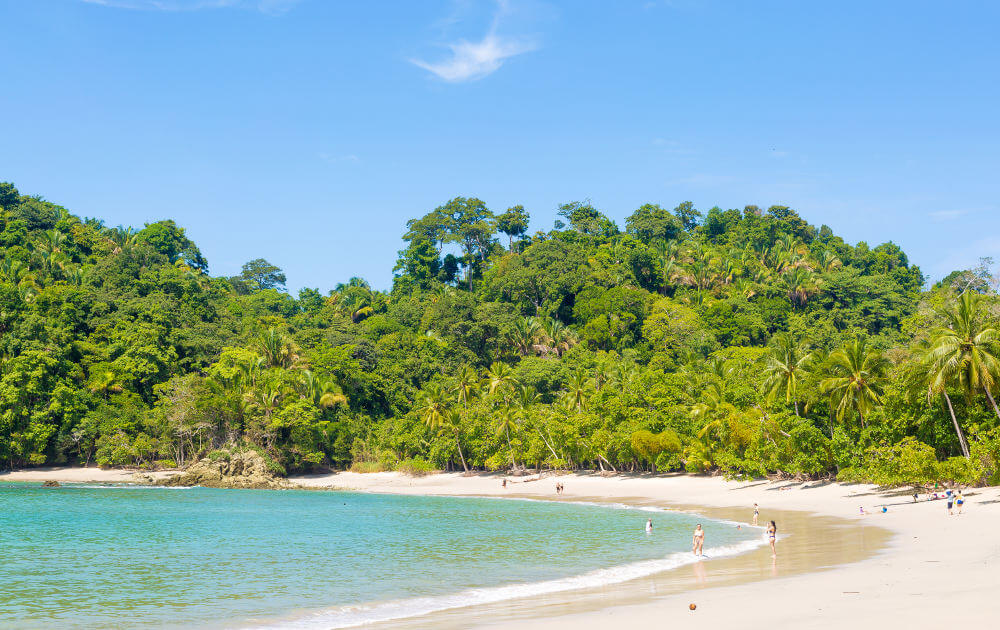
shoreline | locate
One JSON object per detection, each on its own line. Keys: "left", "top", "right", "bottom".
{"left": 5, "top": 468, "right": 1000, "bottom": 627}
{"left": 293, "top": 471, "right": 1000, "bottom": 628}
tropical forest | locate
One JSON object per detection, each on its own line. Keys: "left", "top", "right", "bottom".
{"left": 2, "top": 180, "right": 999, "bottom": 486}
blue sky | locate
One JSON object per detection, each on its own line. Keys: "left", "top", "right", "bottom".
{"left": 1, "top": 0, "right": 997, "bottom": 292}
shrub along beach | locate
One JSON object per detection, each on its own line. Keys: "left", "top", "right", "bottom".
{"left": 2, "top": 184, "right": 999, "bottom": 486}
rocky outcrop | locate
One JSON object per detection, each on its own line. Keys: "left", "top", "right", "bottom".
{"left": 41, "top": 480, "right": 60, "bottom": 488}
{"left": 156, "top": 451, "right": 288, "bottom": 489}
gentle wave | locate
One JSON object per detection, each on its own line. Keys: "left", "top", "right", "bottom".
{"left": 59, "top": 483, "right": 195, "bottom": 490}
{"left": 248, "top": 537, "right": 768, "bottom": 629}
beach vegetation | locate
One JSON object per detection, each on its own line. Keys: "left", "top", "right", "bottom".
{"left": 3, "top": 182, "right": 1000, "bottom": 486}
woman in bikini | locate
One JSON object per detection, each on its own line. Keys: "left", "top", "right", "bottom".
{"left": 692, "top": 524, "right": 705, "bottom": 556}
{"left": 752, "top": 503, "right": 759, "bottom": 526}
{"left": 766, "top": 521, "right": 777, "bottom": 557}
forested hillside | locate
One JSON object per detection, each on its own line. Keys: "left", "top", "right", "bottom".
{"left": 2, "top": 181, "right": 999, "bottom": 485}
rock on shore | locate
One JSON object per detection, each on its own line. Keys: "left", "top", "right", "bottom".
{"left": 156, "top": 451, "right": 288, "bottom": 489}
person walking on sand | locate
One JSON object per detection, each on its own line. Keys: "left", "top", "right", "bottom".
{"left": 766, "top": 521, "right": 777, "bottom": 557}
{"left": 947, "top": 492, "right": 954, "bottom": 515}
{"left": 692, "top": 524, "right": 705, "bottom": 556}
{"left": 645, "top": 518, "right": 653, "bottom": 533}
{"left": 956, "top": 490, "right": 964, "bottom": 514}
{"left": 502, "top": 478, "right": 507, "bottom": 490}
{"left": 752, "top": 503, "right": 759, "bottom": 526}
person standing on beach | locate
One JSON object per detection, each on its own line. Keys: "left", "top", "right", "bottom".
{"left": 752, "top": 503, "right": 759, "bottom": 526}
{"left": 692, "top": 524, "right": 705, "bottom": 556}
{"left": 947, "top": 493, "right": 954, "bottom": 515}
{"left": 502, "top": 479, "right": 507, "bottom": 489}
{"left": 766, "top": 521, "right": 777, "bottom": 557}
{"left": 955, "top": 490, "right": 964, "bottom": 514}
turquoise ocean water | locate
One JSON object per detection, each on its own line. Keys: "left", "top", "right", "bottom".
{"left": 0, "top": 482, "right": 762, "bottom": 629}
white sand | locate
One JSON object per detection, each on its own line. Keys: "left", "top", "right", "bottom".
{"left": 294, "top": 471, "right": 1000, "bottom": 627}
{"left": 0, "top": 467, "right": 177, "bottom": 483}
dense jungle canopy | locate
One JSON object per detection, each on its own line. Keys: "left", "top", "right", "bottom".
{"left": 2, "top": 180, "right": 999, "bottom": 485}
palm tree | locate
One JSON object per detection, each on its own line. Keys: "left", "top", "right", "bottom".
{"left": 485, "top": 361, "right": 516, "bottom": 396}
{"left": 542, "top": 318, "right": 578, "bottom": 357}
{"left": 763, "top": 333, "right": 811, "bottom": 416}
{"left": 817, "top": 250, "right": 843, "bottom": 273}
{"left": 89, "top": 370, "right": 123, "bottom": 399}
{"left": 453, "top": 364, "right": 480, "bottom": 407}
{"left": 416, "top": 383, "right": 449, "bottom": 430}
{"left": 782, "top": 267, "right": 820, "bottom": 308}
{"left": 509, "top": 317, "right": 537, "bottom": 356}
{"left": 927, "top": 291, "right": 1000, "bottom": 421}
{"left": 562, "top": 369, "right": 593, "bottom": 412}
{"left": 690, "top": 380, "right": 737, "bottom": 443}
{"left": 106, "top": 226, "right": 139, "bottom": 256}
{"left": 255, "top": 329, "right": 300, "bottom": 369}
{"left": 439, "top": 409, "right": 469, "bottom": 472}
{"left": 609, "top": 362, "right": 638, "bottom": 394}
{"left": 494, "top": 404, "right": 520, "bottom": 469}
{"left": 299, "top": 370, "right": 348, "bottom": 408}
{"left": 820, "top": 337, "right": 889, "bottom": 431}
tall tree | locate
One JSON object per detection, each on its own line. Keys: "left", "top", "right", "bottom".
{"left": 497, "top": 205, "right": 530, "bottom": 251}
{"left": 763, "top": 333, "right": 811, "bottom": 416}
{"left": 673, "top": 201, "right": 702, "bottom": 231}
{"left": 820, "top": 337, "right": 889, "bottom": 430}
{"left": 927, "top": 291, "right": 1000, "bottom": 421}
{"left": 234, "top": 258, "right": 286, "bottom": 293}
{"left": 439, "top": 197, "right": 496, "bottom": 290}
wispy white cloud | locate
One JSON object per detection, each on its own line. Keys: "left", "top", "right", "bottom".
{"left": 319, "top": 152, "right": 360, "bottom": 164}
{"left": 664, "top": 173, "right": 742, "bottom": 187}
{"left": 927, "top": 208, "right": 969, "bottom": 221}
{"left": 411, "top": 1, "right": 536, "bottom": 82}
{"left": 80, "top": 0, "right": 299, "bottom": 14}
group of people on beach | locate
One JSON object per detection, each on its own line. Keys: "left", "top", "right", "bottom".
{"left": 860, "top": 488, "right": 967, "bottom": 516}
{"left": 555, "top": 482, "right": 564, "bottom": 494}
{"left": 646, "top": 501, "right": 777, "bottom": 559}
{"left": 688, "top": 517, "right": 776, "bottom": 558}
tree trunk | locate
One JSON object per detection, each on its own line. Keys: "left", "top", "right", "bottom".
{"left": 943, "top": 391, "right": 971, "bottom": 459}
{"left": 596, "top": 452, "right": 617, "bottom": 472}
{"left": 793, "top": 399, "right": 799, "bottom": 417}
{"left": 537, "top": 429, "right": 561, "bottom": 463}
{"left": 985, "top": 387, "right": 1000, "bottom": 422}
{"left": 505, "top": 425, "right": 517, "bottom": 469}
{"left": 454, "top": 435, "right": 469, "bottom": 472}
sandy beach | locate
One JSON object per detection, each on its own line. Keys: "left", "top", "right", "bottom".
{"left": 6, "top": 467, "right": 999, "bottom": 627}
{"left": 294, "top": 471, "right": 1000, "bottom": 628}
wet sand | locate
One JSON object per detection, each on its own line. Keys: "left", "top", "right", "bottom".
{"left": 371, "top": 498, "right": 890, "bottom": 630}
{"left": 296, "top": 471, "right": 1000, "bottom": 628}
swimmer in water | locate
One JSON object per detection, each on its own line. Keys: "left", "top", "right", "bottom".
{"left": 645, "top": 518, "right": 653, "bottom": 533}
{"left": 692, "top": 524, "right": 705, "bottom": 556}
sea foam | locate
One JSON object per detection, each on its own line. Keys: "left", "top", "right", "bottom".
{"left": 250, "top": 537, "right": 767, "bottom": 629}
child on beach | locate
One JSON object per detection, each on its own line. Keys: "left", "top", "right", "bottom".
{"left": 692, "top": 524, "right": 705, "bottom": 556}
{"left": 955, "top": 490, "right": 964, "bottom": 514}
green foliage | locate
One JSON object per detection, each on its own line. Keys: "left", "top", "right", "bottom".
{"left": 396, "top": 458, "right": 436, "bottom": 476}
{"left": 4, "top": 179, "right": 999, "bottom": 486}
